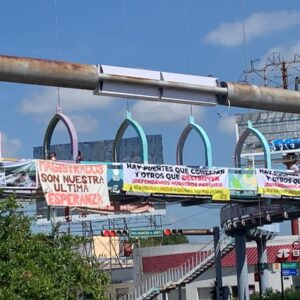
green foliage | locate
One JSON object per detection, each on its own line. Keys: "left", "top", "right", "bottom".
{"left": 250, "top": 288, "right": 300, "bottom": 300}
{"left": 0, "top": 196, "right": 110, "bottom": 300}
{"left": 136, "top": 234, "right": 189, "bottom": 248}
{"left": 284, "top": 288, "right": 300, "bottom": 299}
{"left": 161, "top": 234, "right": 189, "bottom": 245}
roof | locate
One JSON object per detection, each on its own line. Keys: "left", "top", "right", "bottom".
{"left": 221, "top": 244, "right": 300, "bottom": 267}
{"left": 142, "top": 244, "right": 300, "bottom": 273}
{"left": 142, "top": 252, "right": 199, "bottom": 273}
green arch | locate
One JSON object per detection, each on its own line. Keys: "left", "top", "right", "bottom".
{"left": 235, "top": 120, "right": 271, "bottom": 168}
{"left": 176, "top": 116, "right": 212, "bottom": 168}
{"left": 113, "top": 111, "right": 148, "bottom": 163}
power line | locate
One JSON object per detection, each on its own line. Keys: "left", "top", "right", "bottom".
{"left": 242, "top": 52, "right": 300, "bottom": 90}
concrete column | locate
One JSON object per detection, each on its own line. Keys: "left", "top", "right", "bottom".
{"left": 178, "top": 286, "right": 183, "bottom": 300}
{"left": 257, "top": 239, "right": 269, "bottom": 294}
{"left": 235, "top": 230, "right": 249, "bottom": 300}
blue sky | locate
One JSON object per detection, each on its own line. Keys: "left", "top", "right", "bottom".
{"left": 1, "top": 0, "right": 300, "bottom": 234}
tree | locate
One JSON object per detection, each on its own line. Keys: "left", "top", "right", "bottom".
{"left": 137, "top": 234, "right": 189, "bottom": 247}
{"left": 161, "top": 234, "right": 189, "bottom": 245}
{"left": 0, "top": 195, "right": 110, "bottom": 299}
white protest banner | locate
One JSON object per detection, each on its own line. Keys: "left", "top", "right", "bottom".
{"left": 37, "top": 160, "right": 110, "bottom": 207}
{"left": 256, "top": 168, "right": 300, "bottom": 197}
{"left": 123, "top": 163, "right": 229, "bottom": 201}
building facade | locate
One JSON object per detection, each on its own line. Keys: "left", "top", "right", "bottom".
{"left": 33, "top": 134, "right": 164, "bottom": 164}
{"left": 128, "top": 235, "right": 300, "bottom": 300}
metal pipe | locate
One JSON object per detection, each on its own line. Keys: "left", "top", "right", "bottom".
{"left": 0, "top": 55, "right": 99, "bottom": 90}
{"left": 219, "top": 82, "right": 300, "bottom": 113}
{"left": 0, "top": 54, "right": 226, "bottom": 95}
{"left": 2, "top": 55, "right": 300, "bottom": 113}
{"left": 98, "top": 72, "right": 227, "bottom": 95}
{"left": 181, "top": 228, "right": 214, "bottom": 235}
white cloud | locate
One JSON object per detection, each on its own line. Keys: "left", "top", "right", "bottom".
{"left": 20, "top": 87, "right": 114, "bottom": 115}
{"left": 53, "top": 114, "right": 99, "bottom": 135}
{"left": 0, "top": 133, "right": 22, "bottom": 157}
{"left": 261, "top": 41, "right": 300, "bottom": 64}
{"left": 129, "top": 101, "right": 204, "bottom": 125}
{"left": 218, "top": 115, "right": 236, "bottom": 135}
{"left": 204, "top": 11, "right": 300, "bottom": 47}
{"left": 68, "top": 114, "right": 99, "bottom": 134}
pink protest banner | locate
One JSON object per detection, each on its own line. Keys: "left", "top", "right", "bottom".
{"left": 36, "top": 160, "right": 110, "bottom": 208}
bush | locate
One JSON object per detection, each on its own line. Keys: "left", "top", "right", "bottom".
{"left": 250, "top": 288, "right": 300, "bottom": 300}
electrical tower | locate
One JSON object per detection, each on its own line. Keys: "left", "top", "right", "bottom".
{"left": 238, "top": 52, "right": 300, "bottom": 236}
{"left": 241, "top": 52, "right": 300, "bottom": 90}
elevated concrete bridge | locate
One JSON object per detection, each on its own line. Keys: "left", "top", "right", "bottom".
{"left": 2, "top": 54, "right": 300, "bottom": 299}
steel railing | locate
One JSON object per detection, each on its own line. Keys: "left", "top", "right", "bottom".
{"left": 119, "top": 233, "right": 234, "bottom": 300}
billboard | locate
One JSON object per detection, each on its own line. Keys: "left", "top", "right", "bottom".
{"left": 235, "top": 112, "right": 300, "bottom": 166}
{"left": 33, "top": 134, "right": 163, "bottom": 163}
{"left": 0, "top": 160, "right": 37, "bottom": 189}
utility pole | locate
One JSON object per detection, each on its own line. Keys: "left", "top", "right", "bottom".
{"left": 213, "top": 227, "right": 224, "bottom": 300}
{"left": 295, "top": 76, "right": 300, "bottom": 91}
{"left": 281, "top": 61, "right": 288, "bottom": 90}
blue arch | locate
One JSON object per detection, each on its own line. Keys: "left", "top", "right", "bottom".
{"left": 235, "top": 120, "right": 271, "bottom": 168}
{"left": 176, "top": 116, "right": 212, "bottom": 168}
{"left": 43, "top": 112, "right": 78, "bottom": 161}
{"left": 113, "top": 111, "right": 148, "bottom": 163}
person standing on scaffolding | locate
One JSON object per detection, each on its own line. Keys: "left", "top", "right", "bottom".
{"left": 76, "top": 151, "right": 83, "bottom": 163}
{"left": 283, "top": 153, "right": 299, "bottom": 171}
{"left": 47, "top": 152, "right": 57, "bottom": 160}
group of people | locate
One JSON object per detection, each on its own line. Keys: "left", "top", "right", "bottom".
{"left": 47, "top": 151, "right": 83, "bottom": 163}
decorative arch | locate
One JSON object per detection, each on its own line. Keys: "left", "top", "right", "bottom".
{"left": 43, "top": 112, "right": 78, "bottom": 161}
{"left": 234, "top": 120, "right": 271, "bottom": 168}
{"left": 176, "top": 116, "right": 212, "bottom": 168}
{"left": 113, "top": 111, "right": 148, "bottom": 163}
